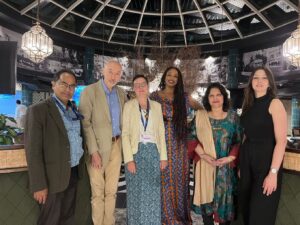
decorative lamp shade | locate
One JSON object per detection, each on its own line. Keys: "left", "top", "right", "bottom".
{"left": 283, "top": 25, "right": 300, "bottom": 67}
{"left": 21, "top": 22, "right": 53, "bottom": 63}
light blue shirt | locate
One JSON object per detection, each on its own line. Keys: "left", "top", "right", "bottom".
{"left": 101, "top": 79, "right": 121, "bottom": 137}
{"left": 53, "top": 94, "right": 83, "bottom": 167}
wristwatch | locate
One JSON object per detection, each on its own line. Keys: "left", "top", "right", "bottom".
{"left": 270, "top": 168, "right": 278, "bottom": 174}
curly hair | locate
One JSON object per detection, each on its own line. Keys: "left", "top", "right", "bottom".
{"left": 159, "top": 67, "right": 187, "bottom": 140}
{"left": 202, "top": 82, "right": 230, "bottom": 112}
{"left": 242, "top": 67, "right": 276, "bottom": 115}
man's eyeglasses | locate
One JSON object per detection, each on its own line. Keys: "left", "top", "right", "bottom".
{"left": 58, "top": 80, "right": 76, "bottom": 90}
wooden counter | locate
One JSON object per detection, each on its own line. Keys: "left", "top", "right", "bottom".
{"left": 283, "top": 147, "right": 300, "bottom": 174}
{"left": 0, "top": 144, "right": 27, "bottom": 173}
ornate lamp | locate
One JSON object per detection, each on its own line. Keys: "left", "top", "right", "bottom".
{"left": 21, "top": 0, "right": 53, "bottom": 63}
{"left": 282, "top": 0, "right": 300, "bottom": 67}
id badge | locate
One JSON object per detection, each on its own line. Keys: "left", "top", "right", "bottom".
{"left": 141, "top": 133, "right": 152, "bottom": 142}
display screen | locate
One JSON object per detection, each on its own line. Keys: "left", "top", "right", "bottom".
{"left": 0, "top": 91, "right": 22, "bottom": 116}
{"left": 72, "top": 85, "right": 86, "bottom": 107}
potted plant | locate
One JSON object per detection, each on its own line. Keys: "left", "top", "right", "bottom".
{"left": 0, "top": 114, "right": 26, "bottom": 171}
{"left": 0, "top": 114, "right": 23, "bottom": 145}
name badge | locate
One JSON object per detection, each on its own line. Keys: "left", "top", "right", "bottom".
{"left": 141, "top": 133, "right": 153, "bottom": 142}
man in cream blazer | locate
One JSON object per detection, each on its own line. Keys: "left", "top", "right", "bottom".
{"left": 79, "top": 61, "right": 126, "bottom": 225}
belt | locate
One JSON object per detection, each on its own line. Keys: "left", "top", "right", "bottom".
{"left": 112, "top": 135, "right": 120, "bottom": 142}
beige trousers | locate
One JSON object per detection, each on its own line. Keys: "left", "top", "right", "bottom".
{"left": 87, "top": 139, "right": 122, "bottom": 225}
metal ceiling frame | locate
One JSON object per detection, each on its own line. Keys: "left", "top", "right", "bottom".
{"left": 108, "top": 0, "right": 131, "bottom": 42}
{"left": 192, "top": 0, "right": 215, "bottom": 44}
{"left": 20, "top": 0, "right": 38, "bottom": 15}
{"left": 243, "top": 0, "right": 274, "bottom": 30}
{"left": 97, "top": 0, "right": 232, "bottom": 16}
{"left": 0, "top": 0, "right": 297, "bottom": 48}
{"left": 134, "top": 0, "right": 148, "bottom": 45}
{"left": 80, "top": 0, "right": 111, "bottom": 37}
{"left": 214, "top": 0, "right": 243, "bottom": 38}
{"left": 176, "top": 0, "right": 187, "bottom": 46}
{"left": 51, "top": 0, "right": 83, "bottom": 28}
{"left": 160, "top": 0, "right": 164, "bottom": 47}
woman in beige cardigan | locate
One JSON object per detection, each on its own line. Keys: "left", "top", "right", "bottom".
{"left": 122, "top": 74, "right": 168, "bottom": 225}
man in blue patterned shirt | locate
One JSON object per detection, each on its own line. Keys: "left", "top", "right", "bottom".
{"left": 25, "top": 69, "right": 83, "bottom": 225}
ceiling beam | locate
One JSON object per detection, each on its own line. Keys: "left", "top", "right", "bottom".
{"left": 214, "top": 0, "right": 243, "bottom": 38}
{"left": 20, "top": 0, "right": 38, "bottom": 15}
{"left": 51, "top": 0, "right": 83, "bottom": 28}
{"left": 176, "top": 0, "right": 187, "bottom": 46}
{"left": 80, "top": 0, "right": 111, "bottom": 37}
{"left": 244, "top": 0, "right": 274, "bottom": 30}
{"left": 108, "top": 0, "right": 131, "bottom": 42}
{"left": 192, "top": 0, "right": 214, "bottom": 44}
{"left": 134, "top": 0, "right": 148, "bottom": 46}
{"left": 160, "top": 0, "right": 164, "bottom": 47}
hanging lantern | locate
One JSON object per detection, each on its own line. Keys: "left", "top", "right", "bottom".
{"left": 21, "top": 0, "right": 53, "bottom": 63}
{"left": 21, "top": 22, "right": 53, "bottom": 63}
{"left": 282, "top": 1, "right": 300, "bottom": 67}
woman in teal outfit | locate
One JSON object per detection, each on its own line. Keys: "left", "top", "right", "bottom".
{"left": 192, "top": 83, "right": 242, "bottom": 225}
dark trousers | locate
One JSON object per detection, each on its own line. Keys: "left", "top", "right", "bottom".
{"left": 239, "top": 171, "right": 282, "bottom": 225}
{"left": 239, "top": 142, "right": 282, "bottom": 225}
{"left": 37, "top": 166, "right": 78, "bottom": 225}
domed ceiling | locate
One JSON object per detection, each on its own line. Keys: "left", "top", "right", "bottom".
{"left": 0, "top": 0, "right": 298, "bottom": 49}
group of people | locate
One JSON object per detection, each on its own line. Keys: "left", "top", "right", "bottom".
{"left": 24, "top": 60, "right": 287, "bottom": 225}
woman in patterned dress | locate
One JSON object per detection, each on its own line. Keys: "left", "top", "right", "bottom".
{"left": 122, "top": 75, "right": 168, "bottom": 225}
{"left": 192, "top": 83, "right": 242, "bottom": 225}
{"left": 150, "top": 67, "right": 199, "bottom": 225}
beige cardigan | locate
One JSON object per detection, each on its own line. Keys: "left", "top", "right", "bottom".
{"left": 122, "top": 98, "right": 167, "bottom": 163}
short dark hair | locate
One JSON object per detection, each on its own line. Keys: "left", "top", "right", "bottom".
{"left": 16, "top": 100, "right": 21, "bottom": 104}
{"left": 52, "top": 69, "right": 77, "bottom": 83}
{"left": 132, "top": 74, "right": 148, "bottom": 84}
{"left": 202, "top": 82, "right": 230, "bottom": 112}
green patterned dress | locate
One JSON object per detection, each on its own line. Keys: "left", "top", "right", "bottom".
{"left": 192, "top": 110, "right": 242, "bottom": 223}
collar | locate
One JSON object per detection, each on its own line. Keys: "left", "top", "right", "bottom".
{"left": 101, "top": 79, "right": 116, "bottom": 95}
{"left": 52, "top": 94, "right": 70, "bottom": 110}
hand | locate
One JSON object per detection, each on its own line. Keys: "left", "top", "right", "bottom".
{"left": 33, "top": 188, "right": 48, "bottom": 204}
{"left": 91, "top": 152, "right": 102, "bottom": 169}
{"left": 201, "top": 154, "right": 217, "bottom": 167}
{"left": 216, "top": 156, "right": 234, "bottom": 167}
{"left": 127, "top": 161, "right": 136, "bottom": 174}
{"left": 160, "top": 160, "right": 168, "bottom": 171}
{"left": 263, "top": 173, "right": 277, "bottom": 196}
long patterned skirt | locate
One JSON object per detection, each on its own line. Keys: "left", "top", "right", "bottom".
{"left": 125, "top": 142, "right": 161, "bottom": 225}
{"left": 161, "top": 121, "right": 191, "bottom": 225}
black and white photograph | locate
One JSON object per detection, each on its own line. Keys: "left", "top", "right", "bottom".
{"left": 0, "top": 25, "right": 84, "bottom": 79}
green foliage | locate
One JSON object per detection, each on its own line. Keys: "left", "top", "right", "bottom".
{"left": 0, "top": 114, "right": 23, "bottom": 145}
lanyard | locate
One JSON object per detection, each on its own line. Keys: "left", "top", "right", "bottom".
{"left": 52, "top": 97, "right": 84, "bottom": 121}
{"left": 139, "top": 99, "right": 150, "bottom": 132}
